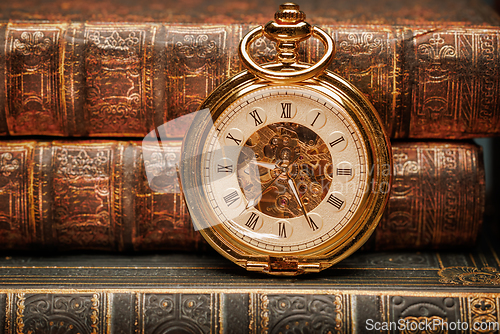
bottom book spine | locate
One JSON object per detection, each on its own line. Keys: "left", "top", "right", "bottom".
{"left": 0, "top": 290, "right": 498, "bottom": 333}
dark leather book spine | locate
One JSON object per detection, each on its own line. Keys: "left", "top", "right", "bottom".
{"left": 0, "top": 22, "right": 499, "bottom": 138}
{"left": 0, "top": 140, "right": 484, "bottom": 251}
{"left": 0, "top": 288, "right": 498, "bottom": 332}
{"left": 1, "top": 242, "right": 499, "bottom": 333}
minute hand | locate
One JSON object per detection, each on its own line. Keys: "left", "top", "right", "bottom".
{"left": 287, "top": 178, "right": 318, "bottom": 231}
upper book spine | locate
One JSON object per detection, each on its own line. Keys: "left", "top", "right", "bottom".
{"left": 1, "top": 22, "right": 499, "bottom": 138}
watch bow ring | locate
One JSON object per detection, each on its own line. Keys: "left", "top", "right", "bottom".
{"left": 180, "top": 3, "right": 392, "bottom": 275}
{"left": 239, "top": 3, "right": 335, "bottom": 83}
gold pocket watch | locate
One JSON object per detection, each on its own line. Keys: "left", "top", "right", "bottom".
{"left": 180, "top": 3, "right": 392, "bottom": 275}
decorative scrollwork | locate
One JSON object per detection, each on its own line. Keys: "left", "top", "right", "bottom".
{"left": 250, "top": 37, "right": 277, "bottom": 63}
{"left": 391, "top": 152, "right": 419, "bottom": 197}
{"left": 339, "top": 32, "right": 382, "bottom": 55}
{"left": 333, "top": 295, "right": 343, "bottom": 333}
{"left": 21, "top": 294, "right": 99, "bottom": 334}
{"left": 88, "top": 30, "right": 140, "bottom": 54}
{"left": 0, "top": 152, "right": 20, "bottom": 177}
{"left": 181, "top": 295, "right": 210, "bottom": 328}
{"left": 260, "top": 295, "right": 270, "bottom": 334}
{"left": 265, "top": 295, "right": 342, "bottom": 333}
{"left": 471, "top": 297, "right": 495, "bottom": 315}
{"left": 55, "top": 149, "right": 109, "bottom": 179}
{"left": 84, "top": 28, "right": 147, "bottom": 135}
{"left": 13, "top": 31, "right": 52, "bottom": 56}
{"left": 417, "top": 33, "right": 456, "bottom": 82}
{"left": 438, "top": 267, "right": 500, "bottom": 285}
{"left": 470, "top": 297, "right": 498, "bottom": 334}
{"left": 145, "top": 294, "right": 175, "bottom": 324}
{"left": 90, "top": 294, "right": 100, "bottom": 334}
{"left": 418, "top": 33, "right": 457, "bottom": 63}
{"left": 393, "top": 153, "right": 419, "bottom": 177}
{"left": 174, "top": 35, "right": 217, "bottom": 59}
{"left": 15, "top": 293, "right": 25, "bottom": 334}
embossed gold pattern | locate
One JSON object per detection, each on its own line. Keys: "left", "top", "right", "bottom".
{"left": 0, "top": 140, "right": 483, "bottom": 252}
{"left": 90, "top": 293, "right": 100, "bottom": 334}
{"left": 470, "top": 297, "right": 498, "bottom": 334}
{"left": 371, "top": 142, "right": 484, "bottom": 250}
{"left": 1, "top": 245, "right": 500, "bottom": 332}
{"left": 15, "top": 293, "right": 25, "bottom": 334}
{"left": 6, "top": 27, "right": 62, "bottom": 135}
{"left": 438, "top": 267, "right": 500, "bottom": 285}
{"left": 84, "top": 27, "right": 150, "bottom": 136}
{"left": 260, "top": 295, "right": 269, "bottom": 334}
{"left": 334, "top": 295, "right": 344, "bottom": 333}
{"left": 3, "top": 290, "right": 500, "bottom": 333}
{"left": 165, "top": 26, "right": 230, "bottom": 138}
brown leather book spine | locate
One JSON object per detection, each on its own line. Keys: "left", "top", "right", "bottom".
{"left": 365, "top": 141, "right": 485, "bottom": 250}
{"left": 0, "top": 140, "right": 204, "bottom": 252}
{"left": 1, "top": 22, "right": 499, "bottom": 138}
{"left": 0, "top": 140, "right": 484, "bottom": 252}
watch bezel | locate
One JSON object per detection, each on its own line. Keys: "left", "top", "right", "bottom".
{"left": 180, "top": 67, "right": 392, "bottom": 274}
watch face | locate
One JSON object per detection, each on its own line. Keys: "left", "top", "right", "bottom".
{"left": 202, "top": 85, "right": 369, "bottom": 253}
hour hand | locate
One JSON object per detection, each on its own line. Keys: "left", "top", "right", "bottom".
{"left": 250, "top": 160, "right": 278, "bottom": 170}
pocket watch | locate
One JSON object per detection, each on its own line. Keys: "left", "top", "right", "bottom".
{"left": 179, "top": 3, "right": 392, "bottom": 275}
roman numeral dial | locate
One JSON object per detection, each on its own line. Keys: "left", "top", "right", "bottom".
{"left": 306, "top": 213, "right": 323, "bottom": 232}
{"left": 276, "top": 101, "right": 296, "bottom": 119}
{"left": 247, "top": 107, "right": 266, "bottom": 126}
{"left": 201, "top": 86, "right": 370, "bottom": 254}
{"left": 327, "top": 131, "right": 347, "bottom": 152}
{"left": 217, "top": 164, "right": 233, "bottom": 173}
{"left": 306, "top": 109, "right": 326, "bottom": 129}
{"left": 244, "top": 212, "right": 263, "bottom": 231}
{"left": 335, "top": 161, "right": 355, "bottom": 182}
{"left": 273, "top": 220, "right": 292, "bottom": 238}
{"left": 327, "top": 192, "right": 346, "bottom": 211}
{"left": 224, "top": 128, "right": 244, "bottom": 146}
{"left": 222, "top": 189, "right": 241, "bottom": 207}
{"left": 280, "top": 103, "right": 291, "bottom": 118}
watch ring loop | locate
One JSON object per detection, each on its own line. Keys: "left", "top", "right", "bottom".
{"left": 238, "top": 25, "right": 335, "bottom": 83}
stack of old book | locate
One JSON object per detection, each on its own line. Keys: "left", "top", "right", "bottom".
{"left": 0, "top": 0, "right": 498, "bottom": 332}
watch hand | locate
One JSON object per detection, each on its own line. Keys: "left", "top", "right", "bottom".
{"left": 250, "top": 160, "right": 278, "bottom": 170}
{"left": 287, "top": 178, "right": 318, "bottom": 231}
{"left": 241, "top": 153, "right": 302, "bottom": 212}
{"left": 254, "top": 153, "right": 304, "bottom": 201}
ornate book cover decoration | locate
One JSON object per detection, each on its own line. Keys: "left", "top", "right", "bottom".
{"left": 0, "top": 0, "right": 499, "bottom": 138}
{"left": 0, "top": 240, "right": 500, "bottom": 333}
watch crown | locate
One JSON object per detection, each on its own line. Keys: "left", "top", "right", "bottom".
{"left": 275, "top": 3, "right": 306, "bottom": 24}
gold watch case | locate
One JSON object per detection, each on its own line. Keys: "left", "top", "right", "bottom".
{"left": 179, "top": 3, "right": 392, "bottom": 275}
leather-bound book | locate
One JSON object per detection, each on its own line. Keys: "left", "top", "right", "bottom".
{"left": 0, "top": 240, "right": 500, "bottom": 333}
{"left": 0, "top": 0, "right": 499, "bottom": 138}
{"left": 0, "top": 140, "right": 483, "bottom": 252}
